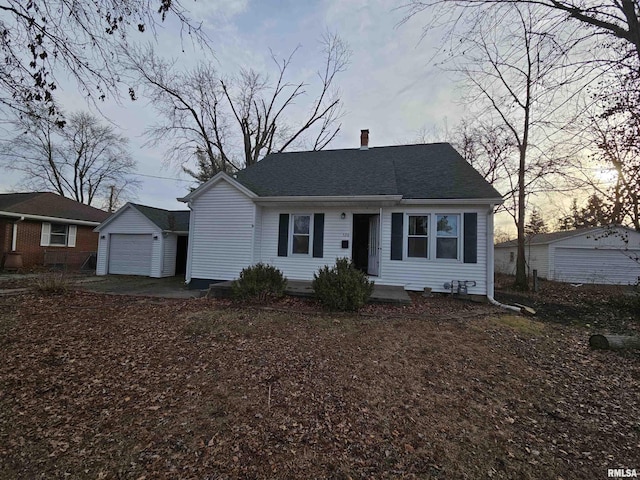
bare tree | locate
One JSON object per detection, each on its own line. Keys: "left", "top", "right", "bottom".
{"left": 0, "top": 0, "right": 207, "bottom": 125}
{"left": 405, "top": 1, "right": 640, "bottom": 67}
{"left": 588, "top": 113, "right": 640, "bottom": 230}
{"left": 1, "top": 109, "right": 139, "bottom": 207}
{"left": 127, "top": 32, "right": 350, "bottom": 181}
{"left": 444, "top": 5, "right": 579, "bottom": 289}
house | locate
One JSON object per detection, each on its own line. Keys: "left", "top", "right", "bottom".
{"left": 0, "top": 192, "right": 110, "bottom": 269}
{"left": 495, "top": 226, "right": 640, "bottom": 285}
{"left": 178, "top": 131, "right": 504, "bottom": 296}
{"left": 95, "top": 203, "right": 189, "bottom": 277}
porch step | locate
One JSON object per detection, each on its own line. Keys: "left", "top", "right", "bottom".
{"left": 207, "top": 279, "right": 411, "bottom": 305}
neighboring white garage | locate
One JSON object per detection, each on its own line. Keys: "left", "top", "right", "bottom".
{"left": 108, "top": 234, "right": 153, "bottom": 275}
{"left": 95, "top": 203, "right": 189, "bottom": 278}
{"left": 495, "top": 226, "right": 640, "bottom": 285}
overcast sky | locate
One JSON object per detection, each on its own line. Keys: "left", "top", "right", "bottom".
{"left": 0, "top": 0, "right": 509, "bottom": 227}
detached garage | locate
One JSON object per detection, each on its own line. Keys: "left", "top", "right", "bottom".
{"left": 495, "top": 226, "right": 640, "bottom": 285}
{"left": 95, "top": 203, "right": 189, "bottom": 278}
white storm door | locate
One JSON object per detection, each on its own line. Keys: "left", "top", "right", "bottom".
{"left": 367, "top": 215, "right": 380, "bottom": 276}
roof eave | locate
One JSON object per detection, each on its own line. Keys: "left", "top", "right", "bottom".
{"left": 400, "top": 197, "right": 504, "bottom": 205}
{"left": 0, "top": 210, "right": 102, "bottom": 226}
{"left": 254, "top": 195, "right": 403, "bottom": 207}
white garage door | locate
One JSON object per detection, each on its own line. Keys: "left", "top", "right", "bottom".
{"left": 108, "top": 234, "right": 153, "bottom": 275}
{"left": 554, "top": 247, "right": 640, "bottom": 285}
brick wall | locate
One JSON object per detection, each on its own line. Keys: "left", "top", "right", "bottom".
{"left": 0, "top": 220, "right": 10, "bottom": 257}
{"left": 1, "top": 219, "right": 99, "bottom": 269}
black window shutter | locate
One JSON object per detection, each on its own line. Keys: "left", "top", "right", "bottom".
{"left": 391, "top": 213, "right": 403, "bottom": 260}
{"left": 312, "top": 214, "right": 324, "bottom": 258}
{"left": 464, "top": 212, "right": 478, "bottom": 264}
{"left": 278, "top": 214, "right": 289, "bottom": 257}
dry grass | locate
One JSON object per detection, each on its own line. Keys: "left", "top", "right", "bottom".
{"left": 0, "top": 292, "right": 638, "bottom": 479}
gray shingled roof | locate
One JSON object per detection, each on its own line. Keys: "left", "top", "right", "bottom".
{"left": 234, "top": 143, "right": 502, "bottom": 199}
{"left": 132, "top": 204, "right": 190, "bottom": 232}
{"left": 0, "top": 192, "right": 109, "bottom": 222}
{"left": 495, "top": 227, "right": 605, "bottom": 247}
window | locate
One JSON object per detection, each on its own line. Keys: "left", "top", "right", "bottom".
{"left": 292, "top": 215, "right": 311, "bottom": 254}
{"left": 407, "top": 215, "right": 429, "bottom": 258}
{"left": 436, "top": 215, "right": 459, "bottom": 259}
{"left": 41, "top": 222, "right": 76, "bottom": 247}
{"left": 49, "top": 223, "right": 68, "bottom": 246}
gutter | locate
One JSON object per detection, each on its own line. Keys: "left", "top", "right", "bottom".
{"left": 0, "top": 210, "right": 102, "bottom": 227}
{"left": 485, "top": 204, "right": 521, "bottom": 313}
{"left": 254, "top": 195, "right": 403, "bottom": 205}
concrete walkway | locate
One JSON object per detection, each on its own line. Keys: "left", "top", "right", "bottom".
{"left": 208, "top": 279, "right": 411, "bottom": 304}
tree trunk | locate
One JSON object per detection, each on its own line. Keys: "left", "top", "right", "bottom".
{"left": 589, "top": 334, "right": 640, "bottom": 350}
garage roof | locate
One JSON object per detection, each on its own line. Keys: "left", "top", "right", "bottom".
{"left": 495, "top": 226, "right": 626, "bottom": 247}
{"left": 131, "top": 204, "right": 190, "bottom": 232}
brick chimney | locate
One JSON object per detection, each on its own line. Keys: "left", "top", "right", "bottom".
{"left": 360, "top": 129, "right": 369, "bottom": 150}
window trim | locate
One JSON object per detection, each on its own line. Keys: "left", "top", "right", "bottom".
{"left": 405, "top": 213, "right": 430, "bottom": 260}
{"left": 290, "top": 213, "right": 313, "bottom": 256}
{"left": 435, "top": 213, "right": 461, "bottom": 261}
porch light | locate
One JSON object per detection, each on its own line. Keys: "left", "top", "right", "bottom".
{"left": 341, "top": 212, "right": 346, "bottom": 219}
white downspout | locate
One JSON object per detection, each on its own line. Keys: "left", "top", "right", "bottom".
{"left": 184, "top": 200, "right": 195, "bottom": 284}
{"left": 12, "top": 217, "right": 24, "bottom": 251}
{"left": 486, "top": 205, "right": 521, "bottom": 313}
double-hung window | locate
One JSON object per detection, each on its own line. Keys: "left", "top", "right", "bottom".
{"left": 49, "top": 223, "right": 68, "bottom": 246}
{"left": 436, "top": 214, "right": 459, "bottom": 259}
{"left": 292, "top": 214, "right": 311, "bottom": 254}
{"left": 407, "top": 215, "right": 429, "bottom": 258}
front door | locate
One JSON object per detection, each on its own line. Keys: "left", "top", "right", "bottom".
{"left": 367, "top": 215, "right": 380, "bottom": 276}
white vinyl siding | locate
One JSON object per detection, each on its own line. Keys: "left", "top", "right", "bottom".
{"left": 549, "top": 229, "right": 640, "bottom": 284}
{"left": 552, "top": 247, "right": 640, "bottom": 285}
{"left": 380, "top": 206, "right": 488, "bottom": 293}
{"left": 162, "top": 233, "right": 178, "bottom": 276}
{"left": 258, "top": 207, "right": 351, "bottom": 280}
{"left": 254, "top": 205, "right": 490, "bottom": 295}
{"left": 495, "top": 228, "right": 640, "bottom": 285}
{"left": 95, "top": 207, "right": 166, "bottom": 278}
{"left": 188, "top": 181, "right": 256, "bottom": 281}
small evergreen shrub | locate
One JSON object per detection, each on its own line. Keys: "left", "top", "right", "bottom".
{"left": 231, "top": 263, "right": 287, "bottom": 302}
{"left": 312, "top": 258, "right": 374, "bottom": 311}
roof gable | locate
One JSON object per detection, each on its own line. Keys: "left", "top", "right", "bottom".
{"left": 96, "top": 203, "right": 189, "bottom": 232}
{"left": 0, "top": 192, "right": 109, "bottom": 223}
{"left": 233, "top": 143, "right": 502, "bottom": 200}
{"left": 178, "top": 172, "right": 258, "bottom": 203}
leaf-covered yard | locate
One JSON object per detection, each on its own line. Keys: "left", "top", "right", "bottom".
{"left": 0, "top": 291, "right": 638, "bottom": 479}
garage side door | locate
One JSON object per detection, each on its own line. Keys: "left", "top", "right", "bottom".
{"left": 554, "top": 247, "right": 640, "bottom": 285}
{"left": 108, "top": 234, "right": 153, "bottom": 275}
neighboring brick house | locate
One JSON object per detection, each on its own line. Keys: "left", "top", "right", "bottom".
{"left": 0, "top": 192, "right": 110, "bottom": 269}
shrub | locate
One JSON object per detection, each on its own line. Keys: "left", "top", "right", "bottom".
{"left": 32, "top": 272, "right": 72, "bottom": 295}
{"left": 231, "top": 263, "right": 287, "bottom": 302}
{"left": 312, "top": 258, "right": 374, "bottom": 311}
